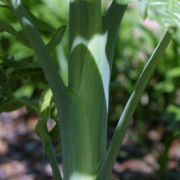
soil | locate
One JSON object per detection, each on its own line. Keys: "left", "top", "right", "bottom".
{"left": 0, "top": 109, "right": 179, "bottom": 180}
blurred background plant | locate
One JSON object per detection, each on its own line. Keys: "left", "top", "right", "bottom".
{"left": 0, "top": 0, "right": 179, "bottom": 179}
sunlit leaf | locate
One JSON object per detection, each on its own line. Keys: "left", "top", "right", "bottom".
{"left": 140, "top": 0, "right": 180, "bottom": 34}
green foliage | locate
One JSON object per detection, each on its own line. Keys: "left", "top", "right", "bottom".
{"left": 0, "top": 0, "right": 179, "bottom": 180}
{"left": 0, "top": 0, "right": 68, "bottom": 113}
{"left": 140, "top": 0, "right": 180, "bottom": 34}
{"left": 116, "top": 0, "right": 135, "bottom": 4}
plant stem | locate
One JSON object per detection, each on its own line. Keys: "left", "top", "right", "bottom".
{"left": 45, "top": 135, "right": 62, "bottom": 180}
{"left": 97, "top": 31, "right": 172, "bottom": 180}
{"left": 158, "top": 133, "right": 174, "bottom": 179}
{"left": 65, "top": 1, "right": 107, "bottom": 178}
{"left": 8, "top": 1, "right": 65, "bottom": 179}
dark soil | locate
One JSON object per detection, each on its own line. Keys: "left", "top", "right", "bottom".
{"left": 0, "top": 109, "right": 179, "bottom": 180}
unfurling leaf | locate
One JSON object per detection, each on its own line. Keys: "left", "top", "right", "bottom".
{"left": 140, "top": 0, "right": 180, "bottom": 34}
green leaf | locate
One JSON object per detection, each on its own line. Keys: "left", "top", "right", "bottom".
{"left": 0, "top": 20, "right": 17, "bottom": 35}
{"left": 29, "top": 12, "right": 55, "bottom": 33}
{"left": 35, "top": 89, "right": 62, "bottom": 179}
{"left": 0, "top": 95, "right": 23, "bottom": 112}
{"left": 36, "top": 89, "right": 59, "bottom": 151}
{"left": 2, "top": 58, "right": 40, "bottom": 71}
{"left": 0, "top": 69, "right": 12, "bottom": 99}
{"left": 155, "top": 81, "right": 175, "bottom": 93}
{"left": 60, "top": 89, "right": 93, "bottom": 179}
{"left": 47, "top": 25, "right": 66, "bottom": 52}
{"left": 0, "top": 20, "right": 31, "bottom": 47}
{"left": 167, "top": 67, "right": 180, "bottom": 78}
{"left": 0, "top": 87, "right": 3, "bottom": 99}
{"left": 167, "top": 104, "right": 180, "bottom": 120}
{"left": 49, "top": 123, "right": 61, "bottom": 152}
{"left": 19, "top": 98, "right": 38, "bottom": 111}
{"left": 140, "top": 0, "right": 180, "bottom": 33}
{"left": 8, "top": 0, "right": 68, "bottom": 116}
{"left": 97, "top": 31, "right": 172, "bottom": 180}
{"left": 14, "top": 84, "right": 34, "bottom": 98}
{"left": 139, "top": 0, "right": 148, "bottom": 19}
{"left": 0, "top": 1, "right": 9, "bottom": 8}
{"left": 103, "top": 1, "right": 127, "bottom": 68}
{"left": 116, "top": 0, "right": 135, "bottom": 4}
{"left": 39, "top": 88, "right": 52, "bottom": 115}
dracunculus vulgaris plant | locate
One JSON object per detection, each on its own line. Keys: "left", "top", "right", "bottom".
{"left": 2, "top": 0, "right": 179, "bottom": 179}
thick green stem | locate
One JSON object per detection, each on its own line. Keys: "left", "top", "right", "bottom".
{"left": 69, "top": 0, "right": 102, "bottom": 91}
{"left": 97, "top": 31, "right": 172, "bottom": 180}
{"left": 66, "top": 1, "right": 107, "bottom": 178}
{"left": 66, "top": 1, "right": 128, "bottom": 178}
